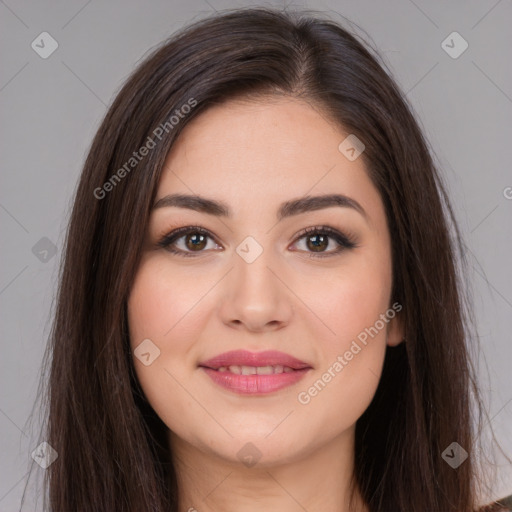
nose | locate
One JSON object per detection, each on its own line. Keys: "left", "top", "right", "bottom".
{"left": 218, "top": 248, "right": 294, "bottom": 333}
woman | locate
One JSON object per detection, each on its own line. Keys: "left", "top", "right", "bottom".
{"left": 21, "top": 7, "right": 511, "bottom": 512}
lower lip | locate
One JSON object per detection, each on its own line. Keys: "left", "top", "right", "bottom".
{"left": 200, "top": 367, "right": 311, "bottom": 394}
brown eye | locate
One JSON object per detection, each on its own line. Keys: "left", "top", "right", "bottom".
{"left": 291, "top": 226, "right": 357, "bottom": 258}
{"left": 184, "top": 232, "right": 208, "bottom": 251}
{"left": 305, "top": 234, "right": 329, "bottom": 252}
{"left": 157, "top": 226, "right": 221, "bottom": 257}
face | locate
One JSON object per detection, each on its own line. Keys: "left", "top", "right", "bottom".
{"left": 127, "top": 96, "right": 403, "bottom": 467}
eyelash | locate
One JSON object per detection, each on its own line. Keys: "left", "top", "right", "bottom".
{"left": 156, "top": 224, "right": 358, "bottom": 259}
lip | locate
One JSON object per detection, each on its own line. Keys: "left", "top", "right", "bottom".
{"left": 199, "top": 350, "right": 312, "bottom": 395}
{"left": 199, "top": 350, "right": 311, "bottom": 370}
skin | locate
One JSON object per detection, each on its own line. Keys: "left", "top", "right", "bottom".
{"left": 127, "top": 96, "right": 404, "bottom": 512}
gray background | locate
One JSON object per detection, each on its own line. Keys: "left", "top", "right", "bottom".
{"left": 1, "top": 0, "right": 511, "bottom": 509}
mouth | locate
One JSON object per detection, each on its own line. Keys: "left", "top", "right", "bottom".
{"left": 208, "top": 364, "right": 300, "bottom": 374}
{"left": 198, "top": 350, "right": 312, "bottom": 395}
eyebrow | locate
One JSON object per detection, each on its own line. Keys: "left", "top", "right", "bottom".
{"left": 152, "top": 193, "right": 368, "bottom": 223}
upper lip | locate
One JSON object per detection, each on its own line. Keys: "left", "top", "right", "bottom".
{"left": 199, "top": 350, "right": 312, "bottom": 370}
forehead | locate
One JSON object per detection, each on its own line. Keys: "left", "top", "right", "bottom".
{"left": 157, "top": 97, "right": 383, "bottom": 224}
{"left": 164, "top": 96, "right": 350, "bottom": 176}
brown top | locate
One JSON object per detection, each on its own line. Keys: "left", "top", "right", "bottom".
{"left": 478, "top": 494, "right": 512, "bottom": 512}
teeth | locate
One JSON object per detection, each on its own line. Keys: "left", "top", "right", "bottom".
{"left": 217, "top": 365, "right": 295, "bottom": 375}
{"left": 256, "top": 366, "right": 274, "bottom": 375}
{"left": 242, "top": 366, "right": 257, "bottom": 375}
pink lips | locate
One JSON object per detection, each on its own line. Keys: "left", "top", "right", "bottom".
{"left": 199, "top": 350, "right": 312, "bottom": 395}
{"left": 200, "top": 349, "right": 311, "bottom": 370}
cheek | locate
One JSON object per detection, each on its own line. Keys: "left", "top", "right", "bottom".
{"left": 293, "top": 256, "right": 391, "bottom": 424}
{"left": 296, "top": 292, "right": 389, "bottom": 440}
{"left": 302, "top": 256, "right": 392, "bottom": 349}
{"left": 127, "top": 258, "right": 211, "bottom": 344}
{"left": 126, "top": 259, "right": 206, "bottom": 397}
{"left": 126, "top": 259, "right": 208, "bottom": 437}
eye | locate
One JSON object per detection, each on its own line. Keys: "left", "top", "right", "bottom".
{"left": 156, "top": 224, "right": 357, "bottom": 258}
{"left": 290, "top": 225, "right": 357, "bottom": 258}
{"left": 156, "top": 226, "right": 221, "bottom": 257}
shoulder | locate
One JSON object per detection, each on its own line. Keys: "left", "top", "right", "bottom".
{"left": 477, "top": 494, "right": 512, "bottom": 512}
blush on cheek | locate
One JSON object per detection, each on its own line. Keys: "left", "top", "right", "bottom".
{"left": 324, "top": 287, "right": 389, "bottom": 344}
{"left": 128, "top": 262, "right": 206, "bottom": 341}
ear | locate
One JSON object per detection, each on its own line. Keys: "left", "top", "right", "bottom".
{"left": 386, "top": 309, "right": 405, "bottom": 347}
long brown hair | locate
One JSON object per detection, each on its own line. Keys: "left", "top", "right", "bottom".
{"left": 21, "top": 7, "right": 496, "bottom": 511}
